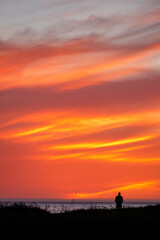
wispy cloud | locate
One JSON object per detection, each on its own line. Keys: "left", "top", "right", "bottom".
{"left": 69, "top": 180, "right": 158, "bottom": 199}
{"left": 0, "top": 0, "right": 160, "bottom": 199}
{"left": 1, "top": 75, "right": 160, "bottom": 115}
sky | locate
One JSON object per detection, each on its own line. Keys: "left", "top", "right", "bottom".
{"left": 0, "top": 0, "right": 160, "bottom": 200}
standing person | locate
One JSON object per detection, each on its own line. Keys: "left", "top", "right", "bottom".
{"left": 115, "top": 192, "right": 123, "bottom": 209}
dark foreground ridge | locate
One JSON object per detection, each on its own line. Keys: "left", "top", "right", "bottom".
{"left": 0, "top": 203, "right": 160, "bottom": 240}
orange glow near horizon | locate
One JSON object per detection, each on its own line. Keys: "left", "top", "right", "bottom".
{"left": 0, "top": 0, "right": 160, "bottom": 200}
{"left": 1, "top": 107, "right": 160, "bottom": 200}
{"left": 68, "top": 181, "right": 157, "bottom": 199}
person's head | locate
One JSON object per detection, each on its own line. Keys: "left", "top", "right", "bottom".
{"left": 118, "top": 192, "right": 121, "bottom": 196}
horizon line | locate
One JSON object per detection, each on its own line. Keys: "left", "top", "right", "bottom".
{"left": 0, "top": 198, "right": 160, "bottom": 202}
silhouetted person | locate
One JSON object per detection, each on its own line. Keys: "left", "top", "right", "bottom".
{"left": 115, "top": 192, "right": 123, "bottom": 209}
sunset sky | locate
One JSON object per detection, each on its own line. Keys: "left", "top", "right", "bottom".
{"left": 0, "top": 0, "right": 160, "bottom": 200}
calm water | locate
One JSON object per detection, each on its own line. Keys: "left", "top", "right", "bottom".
{"left": 1, "top": 199, "right": 159, "bottom": 213}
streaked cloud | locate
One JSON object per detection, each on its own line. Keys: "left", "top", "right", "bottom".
{"left": 69, "top": 181, "right": 157, "bottom": 199}
{"left": 0, "top": 0, "right": 160, "bottom": 199}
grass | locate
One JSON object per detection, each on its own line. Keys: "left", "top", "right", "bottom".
{"left": 0, "top": 202, "right": 160, "bottom": 239}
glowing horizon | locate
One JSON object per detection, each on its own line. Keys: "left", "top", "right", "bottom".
{"left": 0, "top": 0, "right": 160, "bottom": 200}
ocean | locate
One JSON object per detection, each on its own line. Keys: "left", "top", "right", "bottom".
{"left": 0, "top": 199, "right": 159, "bottom": 213}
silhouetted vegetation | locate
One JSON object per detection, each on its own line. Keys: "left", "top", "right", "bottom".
{"left": 0, "top": 202, "right": 160, "bottom": 239}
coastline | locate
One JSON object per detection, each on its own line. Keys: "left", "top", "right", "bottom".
{"left": 0, "top": 199, "right": 159, "bottom": 213}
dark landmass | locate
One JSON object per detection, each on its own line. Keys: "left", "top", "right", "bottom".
{"left": 0, "top": 203, "right": 160, "bottom": 240}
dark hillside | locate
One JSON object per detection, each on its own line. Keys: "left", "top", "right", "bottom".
{"left": 0, "top": 203, "right": 160, "bottom": 240}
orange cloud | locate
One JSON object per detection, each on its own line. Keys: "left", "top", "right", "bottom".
{"left": 1, "top": 35, "right": 160, "bottom": 90}
{"left": 47, "top": 134, "right": 156, "bottom": 151}
{"left": 11, "top": 125, "right": 53, "bottom": 138}
{"left": 68, "top": 181, "right": 158, "bottom": 199}
{"left": 0, "top": 0, "right": 160, "bottom": 200}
